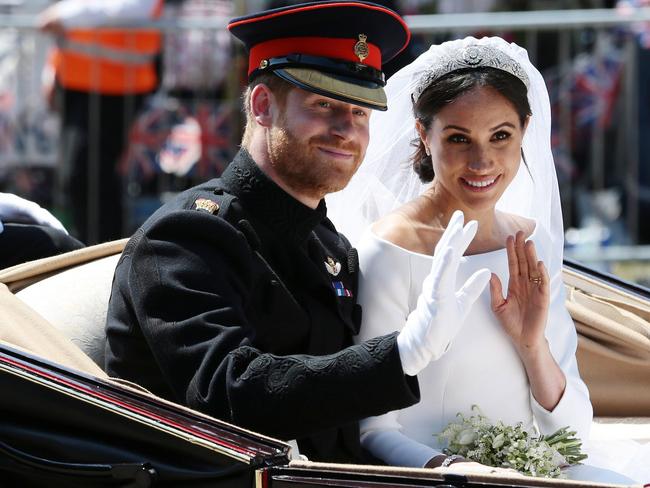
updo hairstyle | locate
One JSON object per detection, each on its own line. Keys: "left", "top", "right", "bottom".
{"left": 412, "top": 67, "right": 531, "bottom": 183}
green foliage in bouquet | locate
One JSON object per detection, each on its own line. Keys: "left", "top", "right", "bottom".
{"left": 437, "top": 406, "right": 587, "bottom": 478}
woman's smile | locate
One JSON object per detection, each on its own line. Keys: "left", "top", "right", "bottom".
{"left": 460, "top": 175, "right": 501, "bottom": 192}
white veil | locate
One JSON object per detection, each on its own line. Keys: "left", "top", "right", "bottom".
{"left": 327, "top": 36, "right": 564, "bottom": 268}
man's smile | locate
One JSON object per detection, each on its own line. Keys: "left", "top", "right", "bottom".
{"left": 317, "top": 146, "right": 357, "bottom": 159}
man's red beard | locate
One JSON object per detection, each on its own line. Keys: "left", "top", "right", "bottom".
{"left": 268, "top": 123, "right": 363, "bottom": 201}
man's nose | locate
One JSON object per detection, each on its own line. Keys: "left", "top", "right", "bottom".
{"left": 330, "top": 109, "right": 355, "bottom": 140}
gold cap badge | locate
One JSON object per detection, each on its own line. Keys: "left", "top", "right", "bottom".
{"left": 353, "top": 34, "right": 369, "bottom": 63}
{"left": 194, "top": 198, "right": 220, "bottom": 214}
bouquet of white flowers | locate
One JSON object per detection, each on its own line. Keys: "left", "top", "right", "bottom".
{"left": 437, "top": 406, "right": 587, "bottom": 478}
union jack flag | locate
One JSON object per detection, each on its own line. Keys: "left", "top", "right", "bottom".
{"left": 119, "top": 96, "right": 236, "bottom": 182}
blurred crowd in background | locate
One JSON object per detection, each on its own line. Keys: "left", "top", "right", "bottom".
{"left": 1, "top": 0, "right": 650, "bottom": 284}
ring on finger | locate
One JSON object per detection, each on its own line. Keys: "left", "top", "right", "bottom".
{"left": 529, "top": 276, "right": 542, "bottom": 284}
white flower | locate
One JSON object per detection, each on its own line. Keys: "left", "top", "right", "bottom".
{"left": 459, "top": 429, "right": 478, "bottom": 445}
{"left": 551, "top": 449, "right": 568, "bottom": 467}
{"left": 492, "top": 433, "right": 505, "bottom": 449}
{"left": 436, "top": 407, "right": 586, "bottom": 478}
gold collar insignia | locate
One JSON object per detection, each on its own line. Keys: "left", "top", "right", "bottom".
{"left": 193, "top": 198, "right": 220, "bottom": 214}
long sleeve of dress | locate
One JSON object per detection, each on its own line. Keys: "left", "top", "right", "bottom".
{"left": 529, "top": 240, "right": 593, "bottom": 440}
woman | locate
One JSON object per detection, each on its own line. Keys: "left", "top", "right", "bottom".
{"left": 327, "top": 36, "right": 639, "bottom": 482}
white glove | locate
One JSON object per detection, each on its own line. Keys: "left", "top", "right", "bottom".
{"left": 0, "top": 192, "right": 68, "bottom": 235}
{"left": 397, "top": 210, "right": 491, "bottom": 376}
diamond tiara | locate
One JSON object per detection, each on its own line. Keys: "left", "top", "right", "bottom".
{"left": 412, "top": 44, "right": 530, "bottom": 103}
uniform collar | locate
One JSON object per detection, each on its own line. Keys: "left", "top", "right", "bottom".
{"left": 220, "top": 148, "right": 328, "bottom": 243}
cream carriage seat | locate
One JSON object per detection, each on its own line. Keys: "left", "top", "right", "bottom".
{"left": 0, "top": 239, "right": 127, "bottom": 370}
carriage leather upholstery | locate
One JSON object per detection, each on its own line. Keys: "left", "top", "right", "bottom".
{"left": 0, "top": 283, "right": 106, "bottom": 377}
{"left": 0, "top": 238, "right": 128, "bottom": 293}
{"left": 14, "top": 253, "right": 121, "bottom": 368}
{"left": 0, "top": 239, "right": 127, "bottom": 371}
{"left": 564, "top": 268, "right": 650, "bottom": 417}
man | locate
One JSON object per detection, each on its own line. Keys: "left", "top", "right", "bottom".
{"left": 105, "top": 1, "right": 487, "bottom": 466}
{"left": 39, "top": 0, "right": 163, "bottom": 244}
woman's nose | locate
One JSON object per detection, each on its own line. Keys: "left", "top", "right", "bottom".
{"left": 467, "top": 146, "right": 493, "bottom": 171}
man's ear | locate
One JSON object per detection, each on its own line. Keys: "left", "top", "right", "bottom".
{"left": 250, "top": 84, "right": 276, "bottom": 128}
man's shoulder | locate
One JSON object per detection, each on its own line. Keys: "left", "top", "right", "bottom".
{"left": 141, "top": 179, "right": 236, "bottom": 227}
{"left": 121, "top": 178, "right": 254, "bottom": 261}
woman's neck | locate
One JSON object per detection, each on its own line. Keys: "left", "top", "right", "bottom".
{"left": 421, "top": 185, "right": 503, "bottom": 253}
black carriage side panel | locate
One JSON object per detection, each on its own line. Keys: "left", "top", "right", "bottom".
{"left": 0, "top": 345, "right": 290, "bottom": 487}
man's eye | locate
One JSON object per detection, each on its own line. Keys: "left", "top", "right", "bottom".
{"left": 318, "top": 101, "right": 331, "bottom": 108}
{"left": 353, "top": 109, "right": 368, "bottom": 117}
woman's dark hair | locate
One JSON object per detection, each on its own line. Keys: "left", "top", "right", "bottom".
{"left": 412, "top": 67, "right": 531, "bottom": 183}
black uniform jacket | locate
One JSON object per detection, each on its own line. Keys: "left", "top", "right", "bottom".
{"left": 105, "top": 149, "right": 419, "bottom": 463}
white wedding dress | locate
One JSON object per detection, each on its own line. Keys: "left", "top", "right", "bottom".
{"left": 354, "top": 224, "right": 644, "bottom": 484}
{"left": 326, "top": 35, "right": 648, "bottom": 485}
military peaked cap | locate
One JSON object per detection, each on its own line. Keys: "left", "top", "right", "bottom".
{"left": 228, "top": 1, "right": 410, "bottom": 111}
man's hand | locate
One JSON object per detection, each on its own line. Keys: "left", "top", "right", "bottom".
{"left": 0, "top": 193, "right": 68, "bottom": 235}
{"left": 397, "top": 210, "right": 491, "bottom": 376}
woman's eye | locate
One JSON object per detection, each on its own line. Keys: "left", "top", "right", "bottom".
{"left": 493, "top": 131, "right": 511, "bottom": 141}
{"left": 448, "top": 134, "right": 468, "bottom": 143}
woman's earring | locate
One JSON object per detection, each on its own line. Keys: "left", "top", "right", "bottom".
{"left": 424, "top": 145, "right": 430, "bottom": 157}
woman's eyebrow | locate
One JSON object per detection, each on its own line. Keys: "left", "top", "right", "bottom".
{"left": 442, "top": 124, "right": 470, "bottom": 133}
{"left": 490, "top": 122, "right": 516, "bottom": 131}
{"left": 442, "top": 121, "right": 517, "bottom": 133}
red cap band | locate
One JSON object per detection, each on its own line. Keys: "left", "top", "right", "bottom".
{"left": 249, "top": 36, "right": 381, "bottom": 75}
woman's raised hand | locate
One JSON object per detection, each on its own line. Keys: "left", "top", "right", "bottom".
{"left": 489, "top": 231, "right": 550, "bottom": 356}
